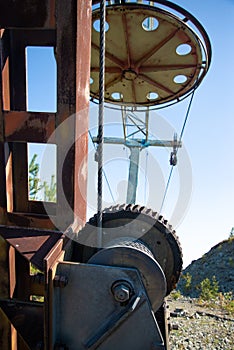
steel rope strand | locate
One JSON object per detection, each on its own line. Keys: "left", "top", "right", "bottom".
{"left": 97, "top": 0, "right": 106, "bottom": 247}
{"left": 89, "top": 131, "right": 116, "bottom": 203}
{"left": 160, "top": 88, "right": 196, "bottom": 213}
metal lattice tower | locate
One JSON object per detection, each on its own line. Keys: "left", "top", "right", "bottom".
{"left": 90, "top": 0, "right": 211, "bottom": 207}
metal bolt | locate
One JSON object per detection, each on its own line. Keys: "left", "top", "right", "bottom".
{"left": 112, "top": 283, "right": 130, "bottom": 303}
{"left": 53, "top": 275, "right": 68, "bottom": 288}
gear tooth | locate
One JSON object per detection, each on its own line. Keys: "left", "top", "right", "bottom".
{"left": 125, "top": 204, "right": 132, "bottom": 211}
{"left": 91, "top": 214, "right": 98, "bottom": 223}
{"left": 88, "top": 216, "right": 97, "bottom": 228}
{"left": 168, "top": 224, "right": 173, "bottom": 232}
{"left": 145, "top": 208, "right": 151, "bottom": 215}
{"left": 112, "top": 204, "right": 119, "bottom": 212}
{"left": 111, "top": 205, "right": 116, "bottom": 211}
{"left": 151, "top": 210, "right": 158, "bottom": 218}
{"left": 132, "top": 204, "right": 140, "bottom": 212}
{"left": 138, "top": 206, "right": 145, "bottom": 212}
{"left": 119, "top": 203, "right": 126, "bottom": 211}
{"left": 158, "top": 215, "right": 164, "bottom": 222}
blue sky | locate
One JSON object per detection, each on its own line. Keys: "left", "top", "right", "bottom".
{"left": 168, "top": 0, "right": 234, "bottom": 266}
{"left": 27, "top": 0, "right": 234, "bottom": 267}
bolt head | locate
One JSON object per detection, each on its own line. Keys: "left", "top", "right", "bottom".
{"left": 112, "top": 283, "right": 130, "bottom": 302}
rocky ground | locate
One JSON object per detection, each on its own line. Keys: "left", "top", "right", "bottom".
{"left": 167, "top": 296, "right": 234, "bottom": 350}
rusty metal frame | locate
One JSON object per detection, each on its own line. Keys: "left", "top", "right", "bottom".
{"left": 0, "top": 0, "right": 92, "bottom": 349}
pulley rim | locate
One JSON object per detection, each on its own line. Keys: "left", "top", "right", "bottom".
{"left": 90, "top": 1, "right": 211, "bottom": 108}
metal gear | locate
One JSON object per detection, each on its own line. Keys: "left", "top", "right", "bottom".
{"left": 72, "top": 204, "right": 183, "bottom": 295}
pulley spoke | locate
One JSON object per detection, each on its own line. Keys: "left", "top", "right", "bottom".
{"left": 138, "top": 73, "right": 174, "bottom": 95}
{"left": 139, "top": 63, "right": 198, "bottom": 73}
{"left": 92, "top": 42, "right": 125, "bottom": 69}
{"left": 134, "top": 29, "right": 179, "bottom": 69}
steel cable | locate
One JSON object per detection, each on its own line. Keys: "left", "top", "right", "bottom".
{"left": 160, "top": 88, "right": 196, "bottom": 213}
{"left": 89, "top": 131, "right": 116, "bottom": 203}
{"left": 97, "top": 0, "right": 106, "bottom": 247}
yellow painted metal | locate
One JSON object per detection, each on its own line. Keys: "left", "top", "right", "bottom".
{"left": 91, "top": 4, "right": 206, "bottom": 107}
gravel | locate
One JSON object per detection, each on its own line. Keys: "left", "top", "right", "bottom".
{"left": 168, "top": 297, "right": 234, "bottom": 350}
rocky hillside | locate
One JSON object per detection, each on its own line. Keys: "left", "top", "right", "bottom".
{"left": 177, "top": 237, "right": 234, "bottom": 298}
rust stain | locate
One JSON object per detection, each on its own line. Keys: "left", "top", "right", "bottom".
{"left": 5, "top": 150, "right": 13, "bottom": 213}
{"left": 5, "top": 112, "right": 30, "bottom": 136}
{"left": 74, "top": 0, "right": 92, "bottom": 226}
{"left": 4, "top": 111, "right": 56, "bottom": 143}
{"left": 0, "top": 236, "right": 9, "bottom": 298}
{"left": 1, "top": 225, "right": 63, "bottom": 270}
{"left": 2, "top": 58, "right": 10, "bottom": 111}
{"left": 48, "top": 0, "right": 56, "bottom": 28}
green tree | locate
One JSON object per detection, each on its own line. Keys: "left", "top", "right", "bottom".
{"left": 43, "top": 175, "right": 56, "bottom": 202}
{"left": 29, "top": 154, "right": 43, "bottom": 200}
{"left": 29, "top": 154, "right": 56, "bottom": 202}
{"left": 229, "top": 227, "right": 234, "bottom": 238}
{"left": 199, "top": 276, "right": 219, "bottom": 301}
{"left": 182, "top": 272, "right": 192, "bottom": 293}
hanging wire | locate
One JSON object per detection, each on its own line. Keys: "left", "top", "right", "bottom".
{"left": 144, "top": 150, "right": 149, "bottom": 204}
{"left": 159, "top": 88, "right": 196, "bottom": 213}
{"left": 89, "top": 131, "right": 116, "bottom": 203}
{"left": 97, "top": 0, "right": 106, "bottom": 247}
{"left": 103, "top": 171, "right": 116, "bottom": 203}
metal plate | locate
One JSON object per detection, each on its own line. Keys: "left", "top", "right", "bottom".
{"left": 91, "top": 3, "right": 210, "bottom": 107}
{"left": 51, "top": 262, "right": 165, "bottom": 350}
{"left": 0, "top": 225, "right": 64, "bottom": 271}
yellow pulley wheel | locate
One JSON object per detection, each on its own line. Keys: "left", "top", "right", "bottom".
{"left": 90, "top": 1, "right": 211, "bottom": 108}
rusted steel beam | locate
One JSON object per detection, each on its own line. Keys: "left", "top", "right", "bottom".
{"left": 17, "top": 29, "right": 56, "bottom": 46}
{"left": 44, "top": 238, "right": 64, "bottom": 282}
{"left": 10, "top": 143, "right": 28, "bottom": 213}
{"left": 55, "top": 0, "right": 77, "bottom": 230}
{"left": 8, "top": 30, "right": 26, "bottom": 110}
{"left": 0, "top": 237, "right": 13, "bottom": 350}
{"left": 1, "top": 30, "right": 11, "bottom": 111}
{"left": 0, "top": 299, "right": 44, "bottom": 349}
{"left": 0, "top": 0, "right": 56, "bottom": 29}
{"left": 0, "top": 237, "right": 10, "bottom": 297}
{"left": 1, "top": 29, "right": 55, "bottom": 69}
{"left": 6, "top": 212, "right": 56, "bottom": 230}
{"left": 0, "top": 309, "right": 12, "bottom": 350}
{"left": 0, "top": 31, "right": 7, "bottom": 223}
{"left": 15, "top": 251, "right": 31, "bottom": 300}
{"left": 26, "top": 201, "right": 56, "bottom": 216}
{"left": 4, "top": 111, "right": 56, "bottom": 143}
{"left": 0, "top": 225, "right": 63, "bottom": 271}
{"left": 55, "top": 0, "right": 91, "bottom": 231}
{"left": 74, "top": 0, "right": 91, "bottom": 230}
{"left": 1, "top": 30, "right": 10, "bottom": 69}
{"left": 55, "top": 0, "right": 90, "bottom": 231}
{"left": 7, "top": 29, "right": 55, "bottom": 108}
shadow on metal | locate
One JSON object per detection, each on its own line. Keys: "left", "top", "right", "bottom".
{"left": 0, "top": 299, "right": 44, "bottom": 350}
